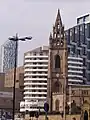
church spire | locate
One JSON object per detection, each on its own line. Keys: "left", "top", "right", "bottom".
{"left": 49, "top": 32, "right": 52, "bottom": 44}
{"left": 55, "top": 9, "right": 62, "bottom": 27}
{"left": 49, "top": 9, "right": 65, "bottom": 48}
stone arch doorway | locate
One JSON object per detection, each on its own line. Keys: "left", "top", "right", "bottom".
{"left": 84, "top": 110, "right": 88, "bottom": 120}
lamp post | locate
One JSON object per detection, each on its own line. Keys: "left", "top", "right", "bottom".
{"left": 9, "top": 33, "right": 32, "bottom": 120}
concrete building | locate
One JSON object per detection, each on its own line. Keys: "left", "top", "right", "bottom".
{"left": 0, "top": 72, "right": 24, "bottom": 118}
{"left": 4, "top": 66, "right": 24, "bottom": 88}
{"left": 0, "top": 40, "right": 17, "bottom": 73}
{"left": 20, "top": 46, "right": 48, "bottom": 112}
{"left": 0, "top": 73, "right": 5, "bottom": 91}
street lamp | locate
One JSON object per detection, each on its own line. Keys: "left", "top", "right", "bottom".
{"left": 9, "top": 33, "right": 32, "bottom": 120}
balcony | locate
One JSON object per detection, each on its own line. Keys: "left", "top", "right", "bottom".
{"left": 24, "top": 78, "right": 47, "bottom": 81}
{"left": 68, "top": 79, "right": 83, "bottom": 82}
{"left": 24, "top": 82, "right": 47, "bottom": 86}
{"left": 68, "top": 66, "right": 83, "bottom": 69}
{"left": 68, "top": 56, "right": 83, "bottom": 60}
{"left": 68, "top": 74, "right": 83, "bottom": 78}
{"left": 68, "top": 61, "right": 83, "bottom": 65}
{"left": 24, "top": 91, "right": 47, "bottom": 95}
{"left": 24, "top": 96, "right": 46, "bottom": 99}
{"left": 24, "top": 68, "right": 48, "bottom": 72}
{"left": 24, "top": 73, "right": 47, "bottom": 76}
{"left": 26, "top": 64, "right": 48, "bottom": 67}
{"left": 68, "top": 70, "right": 83, "bottom": 74}
{"left": 24, "top": 87, "right": 47, "bottom": 90}
{"left": 25, "top": 55, "right": 48, "bottom": 59}
{"left": 25, "top": 59, "right": 48, "bottom": 63}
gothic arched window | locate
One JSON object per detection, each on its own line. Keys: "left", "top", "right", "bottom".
{"left": 54, "top": 81, "right": 62, "bottom": 93}
{"left": 55, "top": 81, "right": 59, "bottom": 92}
{"left": 55, "top": 99, "right": 59, "bottom": 111}
{"left": 55, "top": 55, "right": 60, "bottom": 68}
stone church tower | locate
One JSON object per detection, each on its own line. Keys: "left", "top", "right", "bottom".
{"left": 47, "top": 9, "right": 68, "bottom": 112}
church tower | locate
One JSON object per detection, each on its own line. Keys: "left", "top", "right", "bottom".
{"left": 47, "top": 9, "right": 68, "bottom": 112}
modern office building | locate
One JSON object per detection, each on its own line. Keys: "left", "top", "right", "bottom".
{"left": 0, "top": 40, "right": 17, "bottom": 73}
{"left": 68, "top": 55, "right": 83, "bottom": 85}
{"left": 77, "top": 14, "right": 90, "bottom": 24}
{"left": 20, "top": 46, "right": 48, "bottom": 112}
{"left": 65, "top": 14, "right": 90, "bottom": 83}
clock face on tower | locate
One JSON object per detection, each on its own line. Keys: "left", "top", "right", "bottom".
{"left": 56, "top": 73, "right": 59, "bottom": 78}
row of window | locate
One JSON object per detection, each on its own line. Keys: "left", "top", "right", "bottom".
{"left": 24, "top": 76, "right": 47, "bottom": 78}
{"left": 24, "top": 81, "right": 47, "bottom": 83}
{"left": 25, "top": 58, "right": 48, "bottom": 60}
{"left": 25, "top": 95, "right": 46, "bottom": 97}
{"left": 25, "top": 90, "right": 47, "bottom": 92}
{"left": 72, "top": 90, "right": 88, "bottom": 95}
{"left": 68, "top": 63, "right": 82, "bottom": 67}
{"left": 24, "top": 67, "right": 48, "bottom": 69}
{"left": 68, "top": 68, "right": 82, "bottom": 71}
{"left": 25, "top": 62, "right": 48, "bottom": 65}
{"left": 68, "top": 72, "right": 83, "bottom": 76}
{"left": 68, "top": 47, "right": 87, "bottom": 56}
{"left": 25, "top": 85, "right": 47, "bottom": 88}
{"left": 66, "top": 23, "right": 89, "bottom": 45}
{"left": 24, "top": 71, "right": 47, "bottom": 74}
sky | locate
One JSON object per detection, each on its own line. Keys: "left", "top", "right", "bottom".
{"left": 0, "top": 0, "right": 90, "bottom": 66}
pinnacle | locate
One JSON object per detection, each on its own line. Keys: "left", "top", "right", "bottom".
{"left": 55, "top": 8, "right": 62, "bottom": 26}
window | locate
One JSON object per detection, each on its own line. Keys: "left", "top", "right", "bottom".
{"left": 70, "top": 29, "right": 72, "bottom": 36}
{"left": 40, "top": 52, "right": 43, "bottom": 55}
{"left": 87, "top": 73, "right": 90, "bottom": 81}
{"left": 83, "top": 58, "right": 86, "bottom": 66}
{"left": 80, "top": 26, "right": 83, "bottom": 31}
{"left": 55, "top": 99, "right": 59, "bottom": 111}
{"left": 87, "top": 40, "right": 90, "bottom": 49}
{"left": 87, "top": 62, "right": 90, "bottom": 70}
{"left": 85, "top": 15, "right": 89, "bottom": 22}
{"left": 55, "top": 55, "right": 60, "bottom": 68}
{"left": 82, "top": 47, "right": 86, "bottom": 55}
{"left": 82, "top": 90, "right": 88, "bottom": 95}
{"left": 75, "top": 27, "right": 77, "bottom": 34}
{"left": 87, "top": 51, "right": 90, "bottom": 60}
{"left": 71, "top": 45, "right": 76, "bottom": 54}
{"left": 55, "top": 81, "right": 59, "bottom": 92}
{"left": 33, "top": 52, "right": 36, "bottom": 55}
{"left": 72, "top": 90, "right": 75, "bottom": 95}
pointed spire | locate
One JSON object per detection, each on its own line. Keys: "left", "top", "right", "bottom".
{"left": 49, "top": 32, "right": 53, "bottom": 45}
{"left": 55, "top": 9, "right": 62, "bottom": 26}
{"left": 49, "top": 32, "right": 52, "bottom": 39}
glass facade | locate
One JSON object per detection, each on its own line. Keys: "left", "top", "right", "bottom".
{"left": 65, "top": 22, "right": 90, "bottom": 83}
{"left": 0, "top": 40, "right": 17, "bottom": 73}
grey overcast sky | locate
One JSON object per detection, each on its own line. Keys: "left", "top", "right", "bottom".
{"left": 0, "top": 0, "right": 90, "bottom": 66}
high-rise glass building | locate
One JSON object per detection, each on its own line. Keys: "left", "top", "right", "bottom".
{"left": 65, "top": 14, "right": 90, "bottom": 83}
{"left": 0, "top": 40, "right": 17, "bottom": 73}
